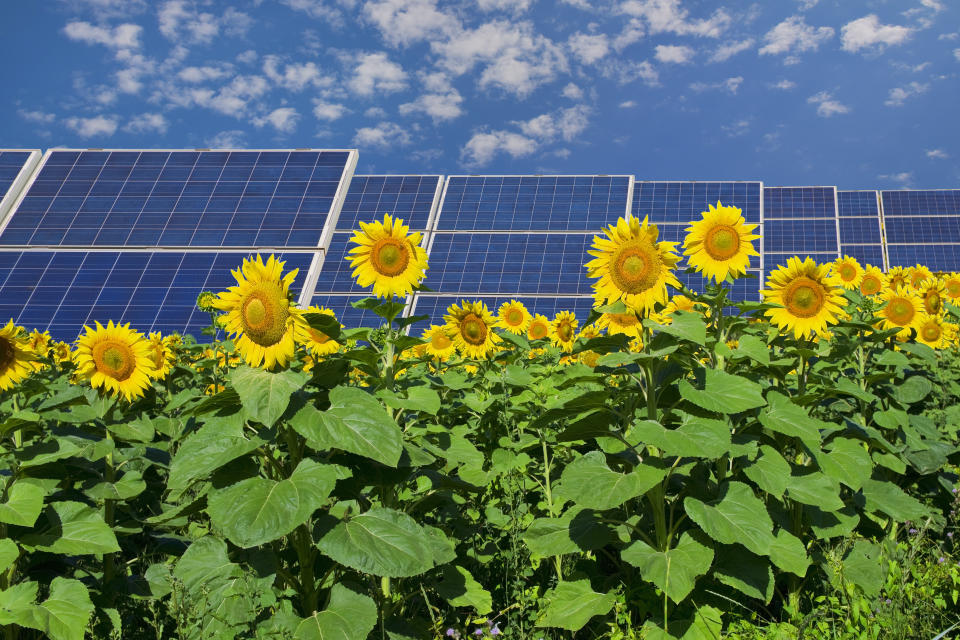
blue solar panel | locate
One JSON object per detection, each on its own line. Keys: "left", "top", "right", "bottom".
{"left": 633, "top": 181, "right": 762, "bottom": 224}
{"left": 764, "top": 187, "right": 837, "bottom": 219}
{"left": 764, "top": 219, "right": 839, "bottom": 253}
{"left": 842, "top": 245, "right": 886, "bottom": 269}
{"left": 880, "top": 190, "right": 960, "bottom": 216}
{"left": 884, "top": 217, "right": 960, "bottom": 244}
{"left": 0, "top": 151, "right": 34, "bottom": 201}
{"left": 0, "top": 150, "right": 354, "bottom": 248}
{"left": 676, "top": 271, "right": 762, "bottom": 302}
{"left": 838, "top": 190, "right": 880, "bottom": 218}
{"left": 838, "top": 216, "right": 883, "bottom": 244}
{"left": 837, "top": 191, "right": 885, "bottom": 269}
{"left": 435, "top": 176, "right": 631, "bottom": 231}
{"left": 0, "top": 250, "right": 313, "bottom": 341}
{"left": 763, "top": 252, "right": 840, "bottom": 283}
{"left": 886, "top": 245, "right": 960, "bottom": 272}
{"left": 337, "top": 175, "right": 442, "bottom": 231}
{"left": 881, "top": 190, "right": 960, "bottom": 271}
{"left": 409, "top": 295, "right": 596, "bottom": 331}
{"left": 309, "top": 294, "right": 393, "bottom": 329}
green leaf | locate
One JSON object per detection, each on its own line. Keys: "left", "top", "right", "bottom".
{"left": 684, "top": 482, "right": 776, "bottom": 557}
{"left": 167, "top": 416, "right": 266, "bottom": 497}
{"left": 860, "top": 478, "right": 928, "bottom": 521}
{"left": 785, "top": 472, "right": 844, "bottom": 511}
{"left": 713, "top": 546, "right": 774, "bottom": 603}
{"left": 28, "top": 578, "right": 95, "bottom": 640}
{"left": 758, "top": 392, "right": 823, "bottom": 445}
{"left": 85, "top": 472, "right": 146, "bottom": 501}
{"left": 304, "top": 312, "right": 342, "bottom": 341}
{"left": 435, "top": 565, "right": 492, "bottom": 614}
{"left": 631, "top": 415, "right": 731, "bottom": 459}
{"left": 318, "top": 507, "right": 451, "bottom": 577}
{"left": 731, "top": 335, "right": 771, "bottom": 365}
{"left": 108, "top": 415, "right": 155, "bottom": 442}
{"left": 679, "top": 369, "right": 766, "bottom": 415}
{"left": 768, "top": 530, "right": 809, "bottom": 577}
{"left": 876, "top": 350, "right": 909, "bottom": 367}
{"left": 842, "top": 541, "right": 884, "bottom": 597}
{"left": 503, "top": 365, "right": 533, "bottom": 387}
{"left": 0, "top": 482, "right": 44, "bottom": 527}
{"left": 818, "top": 438, "right": 872, "bottom": 491}
{"left": 294, "top": 584, "right": 377, "bottom": 640}
{"left": 0, "top": 581, "right": 38, "bottom": 627}
{"left": 522, "top": 508, "right": 611, "bottom": 558}
{"left": 173, "top": 536, "right": 240, "bottom": 592}
{"left": 555, "top": 451, "right": 665, "bottom": 511}
{"left": 536, "top": 579, "right": 616, "bottom": 632}
{"left": 0, "top": 411, "right": 40, "bottom": 437}
{"left": 208, "top": 459, "right": 343, "bottom": 548}
{"left": 743, "top": 446, "right": 790, "bottom": 499}
{"left": 22, "top": 501, "right": 120, "bottom": 555}
{"left": 645, "top": 311, "right": 707, "bottom": 347}
{"left": 892, "top": 375, "right": 932, "bottom": 405}
{"left": 377, "top": 386, "right": 441, "bottom": 416}
{"left": 290, "top": 386, "right": 403, "bottom": 467}
{"left": 621, "top": 531, "right": 714, "bottom": 603}
{"left": 806, "top": 504, "right": 860, "bottom": 539}
{"left": 231, "top": 366, "right": 310, "bottom": 426}
{"left": 0, "top": 539, "right": 18, "bottom": 573}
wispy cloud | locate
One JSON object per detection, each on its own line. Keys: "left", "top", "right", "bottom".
{"left": 759, "top": 15, "right": 833, "bottom": 60}
{"left": 807, "top": 91, "right": 850, "bottom": 117}
{"left": 690, "top": 76, "right": 743, "bottom": 94}
{"left": 124, "top": 112, "right": 168, "bottom": 134}
{"left": 926, "top": 149, "right": 949, "bottom": 159}
{"left": 708, "top": 38, "right": 754, "bottom": 63}
{"left": 63, "top": 21, "right": 142, "bottom": 50}
{"left": 253, "top": 107, "right": 300, "bottom": 133}
{"left": 769, "top": 79, "right": 796, "bottom": 90}
{"left": 353, "top": 121, "right": 412, "bottom": 148}
{"left": 841, "top": 15, "right": 912, "bottom": 53}
{"left": 460, "top": 129, "right": 537, "bottom": 167}
{"left": 884, "top": 81, "right": 928, "bottom": 106}
{"left": 655, "top": 44, "right": 694, "bottom": 64}
{"left": 65, "top": 114, "right": 119, "bottom": 137}
{"left": 878, "top": 171, "right": 914, "bottom": 186}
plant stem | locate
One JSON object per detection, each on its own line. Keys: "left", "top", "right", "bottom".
{"left": 293, "top": 524, "right": 319, "bottom": 614}
{"left": 103, "top": 427, "right": 116, "bottom": 596}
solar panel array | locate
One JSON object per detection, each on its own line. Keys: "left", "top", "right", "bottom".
{"left": 882, "top": 190, "right": 960, "bottom": 272}
{"left": 0, "top": 150, "right": 41, "bottom": 220}
{"left": 837, "top": 191, "right": 887, "bottom": 270}
{"left": 763, "top": 187, "right": 840, "bottom": 281}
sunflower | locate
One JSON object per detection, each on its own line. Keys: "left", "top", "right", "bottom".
{"left": 877, "top": 287, "right": 922, "bottom": 339}
{"left": 943, "top": 272, "right": 960, "bottom": 302}
{"left": 421, "top": 324, "right": 456, "bottom": 360}
{"left": 497, "top": 300, "right": 532, "bottom": 335}
{"left": 301, "top": 306, "right": 342, "bottom": 358}
{"left": 908, "top": 264, "right": 932, "bottom": 290}
{"left": 147, "top": 332, "right": 174, "bottom": 380}
{"left": 73, "top": 321, "right": 156, "bottom": 401}
{"left": 527, "top": 314, "right": 551, "bottom": 341}
{"left": 578, "top": 324, "right": 600, "bottom": 341}
{"left": 683, "top": 201, "right": 759, "bottom": 283}
{"left": 586, "top": 215, "right": 682, "bottom": 314}
{"left": 346, "top": 214, "right": 429, "bottom": 299}
{"left": 213, "top": 254, "right": 307, "bottom": 370}
{"left": 832, "top": 256, "right": 863, "bottom": 290}
{"left": 917, "top": 279, "right": 946, "bottom": 317}
{"left": 52, "top": 341, "right": 73, "bottom": 366}
{"left": 445, "top": 301, "right": 500, "bottom": 359}
{"left": 915, "top": 314, "right": 956, "bottom": 349}
{"left": 762, "top": 256, "right": 846, "bottom": 339}
{"left": 596, "top": 307, "right": 644, "bottom": 339}
{"left": 859, "top": 265, "right": 885, "bottom": 297}
{"left": 551, "top": 311, "right": 578, "bottom": 351}
{"left": 886, "top": 266, "right": 909, "bottom": 291}
{"left": 0, "top": 321, "right": 38, "bottom": 391}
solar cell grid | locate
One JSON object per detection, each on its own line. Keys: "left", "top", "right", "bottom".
{"left": 884, "top": 217, "right": 960, "bottom": 244}
{"left": 336, "top": 175, "right": 442, "bottom": 231}
{"left": 764, "top": 219, "right": 840, "bottom": 253}
{"left": 0, "top": 149, "right": 355, "bottom": 248}
{"left": 886, "top": 245, "right": 960, "bottom": 272}
{"left": 632, "top": 181, "right": 762, "bottom": 224}
{"left": 837, "top": 191, "right": 880, "bottom": 218}
{"left": 0, "top": 250, "right": 314, "bottom": 340}
{"left": 0, "top": 151, "right": 34, "bottom": 198}
{"left": 838, "top": 217, "right": 883, "bottom": 244}
{"left": 841, "top": 245, "right": 886, "bottom": 269}
{"left": 880, "top": 190, "right": 960, "bottom": 216}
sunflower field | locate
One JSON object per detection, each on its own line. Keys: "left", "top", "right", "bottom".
{"left": 1, "top": 205, "right": 960, "bottom": 640}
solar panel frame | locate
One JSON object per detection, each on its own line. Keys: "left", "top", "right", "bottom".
{"left": 837, "top": 190, "right": 887, "bottom": 270}
{"left": 880, "top": 189, "right": 960, "bottom": 272}
{"left": 762, "top": 187, "right": 841, "bottom": 278}
{"left": 335, "top": 174, "right": 444, "bottom": 232}
{"left": 0, "top": 150, "right": 42, "bottom": 226}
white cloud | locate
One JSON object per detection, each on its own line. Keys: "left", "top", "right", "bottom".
{"left": 515, "top": 105, "right": 590, "bottom": 142}
{"left": 940, "top": 32, "right": 958, "bottom": 41}
{"left": 797, "top": 0, "right": 818, "bottom": 9}
{"left": 708, "top": 38, "right": 753, "bottom": 62}
{"left": 476, "top": 0, "right": 535, "bottom": 13}
{"left": 560, "top": 0, "right": 591, "bottom": 8}
{"left": 690, "top": 76, "right": 742, "bottom": 93}
{"left": 955, "top": 48, "right": 960, "bottom": 61}
{"left": 613, "top": 19, "right": 645, "bottom": 50}
{"left": 178, "top": 65, "right": 232, "bottom": 83}
{"left": 399, "top": 89, "right": 464, "bottom": 122}
{"left": 279, "top": 0, "right": 344, "bottom": 22}
{"left": 770, "top": 79, "right": 796, "bottom": 90}
{"left": 562, "top": 82, "right": 583, "bottom": 99}
{"left": 926, "top": 149, "right": 949, "bottom": 159}
{"left": 619, "top": 100, "right": 636, "bottom": 108}
{"left": 364, "top": 0, "right": 459, "bottom": 47}
{"left": 655, "top": 44, "right": 694, "bottom": 63}
{"left": 206, "top": 129, "right": 247, "bottom": 148}
{"left": 63, "top": 21, "right": 142, "bottom": 49}
{"left": 313, "top": 100, "right": 348, "bottom": 121}
{"left": 892, "top": 61, "right": 930, "bottom": 73}
{"left": 18, "top": 109, "right": 56, "bottom": 124}
{"left": 568, "top": 32, "right": 610, "bottom": 64}
{"left": 254, "top": 107, "right": 300, "bottom": 133}
{"left": 124, "top": 112, "right": 168, "bottom": 134}
{"left": 158, "top": 74, "right": 269, "bottom": 117}
{"left": 759, "top": 15, "right": 834, "bottom": 58}
{"left": 841, "top": 15, "right": 912, "bottom": 53}
{"left": 884, "top": 81, "right": 929, "bottom": 106}
{"left": 878, "top": 171, "right": 913, "bottom": 186}
{"left": 353, "top": 121, "right": 412, "bottom": 148}
{"left": 349, "top": 52, "right": 408, "bottom": 96}
{"left": 807, "top": 91, "right": 850, "bottom": 117}
{"left": 158, "top": 1, "right": 251, "bottom": 44}
{"left": 920, "top": 0, "right": 944, "bottom": 12}
{"left": 237, "top": 49, "right": 258, "bottom": 64}
{"left": 721, "top": 119, "right": 750, "bottom": 137}
{"left": 263, "top": 56, "right": 331, "bottom": 91}
{"left": 460, "top": 129, "right": 537, "bottom": 167}
{"left": 65, "top": 115, "right": 118, "bottom": 137}
{"left": 66, "top": 0, "right": 148, "bottom": 20}
{"left": 364, "top": 106, "right": 387, "bottom": 118}
{"left": 619, "top": 0, "right": 731, "bottom": 38}
{"left": 600, "top": 59, "right": 658, "bottom": 85}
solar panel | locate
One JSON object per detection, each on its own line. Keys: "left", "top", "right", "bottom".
{"left": 763, "top": 252, "right": 842, "bottom": 284}
{"left": 0, "top": 149, "right": 357, "bottom": 249}
{"left": 763, "top": 187, "right": 838, "bottom": 219}
{"left": 409, "top": 295, "right": 596, "bottom": 331}
{"left": 309, "top": 294, "right": 391, "bottom": 329}
{"left": 0, "top": 150, "right": 42, "bottom": 222}
{"left": 336, "top": 175, "right": 443, "bottom": 231}
{"left": 764, "top": 219, "right": 841, "bottom": 253}
{"left": 434, "top": 176, "right": 631, "bottom": 231}
{"left": 762, "top": 187, "right": 840, "bottom": 281}
{"left": 881, "top": 189, "right": 960, "bottom": 271}
{"left": 837, "top": 190, "right": 886, "bottom": 269}
{"left": 0, "top": 250, "right": 314, "bottom": 341}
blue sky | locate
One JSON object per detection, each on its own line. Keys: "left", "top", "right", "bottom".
{"left": 1, "top": 0, "right": 957, "bottom": 189}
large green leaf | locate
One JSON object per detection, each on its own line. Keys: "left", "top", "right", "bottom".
{"left": 806, "top": 504, "right": 860, "bottom": 539}
{"left": 0, "top": 482, "right": 44, "bottom": 527}
{"left": 27, "top": 578, "right": 94, "bottom": 640}
{"left": 167, "top": 416, "right": 266, "bottom": 497}
{"left": 317, "top": 507, "right": 451, "bottom": 577}
{"left": 536, "top": 579, "right": 616, "bottom": 632}
{"left": 173, "top": 536, "right": 241, "bottom": 591}
{"left": 0, "top": 581, "right": 38, "bottom": 626}
{"left": 294, "top": 584, "right": 377, "bottom": 640}
{"left": 817, "top": 438, "right": 872, "bottom": 491}
{"left": 713, "top": 546, "right": 774, "bottom": 603}
{"left": 231, "top": 366, "right": 310, "bottom": 426}
{"left": 743, "top": 445, "right": 790, "bottom": 499}
{"left": 0, "top": 539, "right": 18, "bottom": 573}
{"left": 758, "top": 392, "right": 823, "bottom": 445}
{"left": 621, "top": 531, "right": 714, "bottom": 603}
{"left": 290, "top": 386, "right": 403, "bottom": 467}
{"left": 684, "top": 482, "right": 776, "bottom": 557}
{"left": 860, "top": 478, "right": 927, "bottom": 521}
{"left": 732, "top": 335, "right": 771, "bottom": 365}
{"left": 785, "top": 472, "right": 844, "bottom": 511}
{"left": 555, "top": 451, "right": 664, "bottom": 511}
{"left": 85, "top": 472, "right": 147, "bottom": 501}
{"left": 522, "top": 508, "right": 611, "bottom": 558}
{"left": 841, "top": 541, "right": 884, "bottom": 597}
{"left": 646, "top": 311, "right": 707, "bottom": 347}
{"left": 679, "top": 369, "right": 766, "bottom": 415}
{"left": 435, "top": 565, "right": 492, "bottom": 614}
{"left": 208, "top": 460, "right": 344, "bottom": 548}
{"left": 631, "top": 415, "right": 731, "bottom": 459}
{"left": 893, "top": 375, "right": 932, "bottom": 405}
{"left": 768, "top": 530, "right": 809, "bottom": 577}
{"left": 22, "top": 501, "right": 120, "bottom": 555}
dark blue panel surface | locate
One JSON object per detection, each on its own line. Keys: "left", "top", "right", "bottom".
{"left": 309, "top": 294, "right": 390, "bottom": 329}
{"left": 763, "top": 252, "right": 841, "bottom": 283}
{"left": 410, "top": 295, "right": 596, "bottom": 331}
{"left": 886, "top": 245, "right": 960, "bottom": 271}
{"left": 675, "top": 270, "right": 762, "bottom": 302}
{"left": 885, "top": 216, "right": 960, "bottom": 244}
{"left": 0, "top": 150, "right": 350, "bottom": 248}
{"left": 764, "top": 219, "right": 839, "bottom": 253}
{"left": 838, "top": 190, "right": 879, "bottom": 218}
{"left": 764, "top": 187, "right": 836, "bottom": 219}
{"left": 337, "top": 175, "right": 440, "bottom": 231}
{"left": 881, "top": 190, "right": 960, "bottom": 216}
{"left": 840, "top": 245, "right": 885, "bottom": 269}
{"left": 436, "top": 176, "right": 630, "bottom": 231}
{"left": 633, "top": 181, "right": 762, "bottom": 225}
{"left": 0, "top": 250, "right": 313, "bottom": 341}
{"left": 0, "top": 151, "right": 32, "bottom": 203}
{"left": 838, "top": 217, "right": 882, "bottom": 244}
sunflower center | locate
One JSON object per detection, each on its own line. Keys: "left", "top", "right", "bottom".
{"left": 861, "top": 276, "right": 881, "bottom": 295}
{"left": 461, "top": 314, "right": 487, "bottom": 345}
{"left": 839, "top": 265, "right": 856, "bottom": 281}
{"left": 371, "top": 238, "right": 410, "bottom": 277}
{"left": 704, "top": 225, "right": 740, "bottom": 261}
{"left": 947, "top": 281, "right": 960, "bottom": 296}
{"left": 783, "top": 277, "right": 826, "bottom": 318}
{"left": 611, "top": 241, "right": 661, "bottom": 294}
{"left": 529, "top": 322, "right": 548, "bottom": 340}
{"left": 611, "top": 313, "right": 639, "bottom": 327}
{"left": 308, "top": 327, "right": 330, "bottom": 344}
{"left": 557, "top": 322, "right": 574, "bottom": 342}
{"left": 0, "top": 337, "right": 14, "bottom": 371}
{"left": 922, "top": 324, "right": 941, "bottom": 342}
{"left": 887, "top": 298, "right": 915, "bottom": 325}
{"left": 93, "top": 340, "right": 136, "bottom": 381}
{"left": 240, "top": 285, "right": 289, "bottom": 347}
{"left": 505, "top": 309, "right": 524, "bottom": 326}
{"left": 924, "top": 292, "right": 941, "bottom": 314}
{"left": 431, "top": 332, "right": 452, "bottom": 350}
